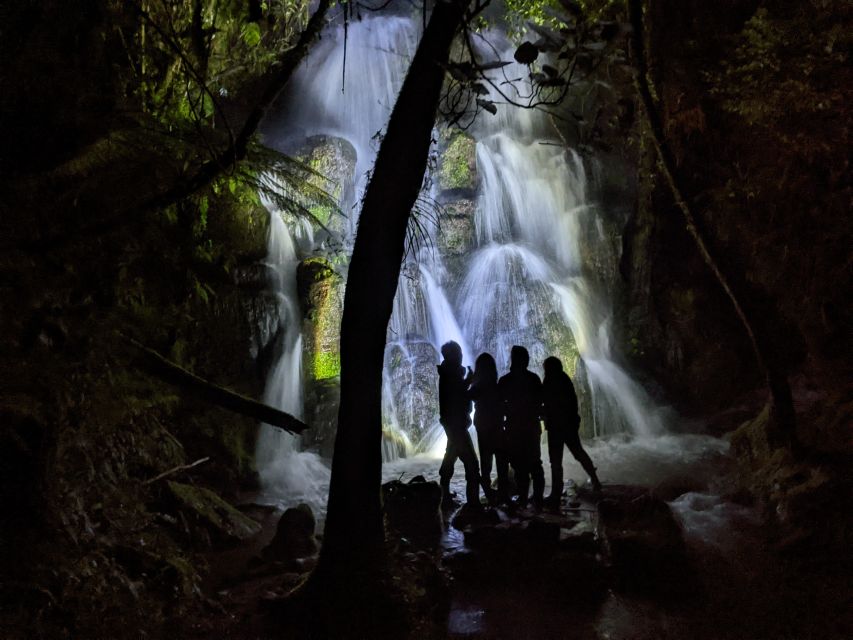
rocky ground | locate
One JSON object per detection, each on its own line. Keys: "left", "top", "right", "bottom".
{"left": 168, "top": 457, "right": 853, "bottom": 640}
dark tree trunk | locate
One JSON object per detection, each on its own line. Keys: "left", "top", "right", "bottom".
{"left": 320, "top": 0, "right": 466, "bottom": 565}
{"left": 627, "top": 0, "right": 798, "bottom": 450}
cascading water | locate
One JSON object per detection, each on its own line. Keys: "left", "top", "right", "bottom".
{"left": 257, "top": 12, "right": 672, "bottom": 509}
{"left": 254, "top": 206, "right": 330, "bottom": 511}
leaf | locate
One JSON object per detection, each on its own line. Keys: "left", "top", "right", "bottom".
{"left": 514, "top": 41, "right": 539, "bottom": 65}
{"left": 540, "top": 77, "right": 567, "bottom": 88}
{"left": 241, "top": 23, "right": 261, "bottom": 47}
{"left": 543, "top": 64, "right": 559, "bottom": 77}
{"left": 583, "top": 41, "right": 608, "bottom": 52}
{"left": 471, "top": 83, "right": 489, "bottom": 96}
{"left": 477, "top": 99, "right": 497, "bottom": 115}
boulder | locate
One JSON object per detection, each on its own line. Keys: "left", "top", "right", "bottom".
{"left": 383, "top": 477, "right": 443, "bottom": 544}
{"left": 166, "top": 481, "right": 261, "bottom": 543}
{"left": 598, "top": 487, "right": 691, "bottom": 596}
{"left": 263, "top": 503, "right": 318, "bottom": 562}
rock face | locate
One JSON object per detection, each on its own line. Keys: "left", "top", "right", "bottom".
{"left": 293, "top": 135, "right": 357, "bottom": 234}
{"left": 297, "top": 256, "right": 344, "bottom": 453}
{"left": 437, "top": 131, "right": 478, "bottom": 195}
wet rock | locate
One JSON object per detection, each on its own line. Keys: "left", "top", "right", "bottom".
{"left": 598, "top": 488, "right": 691, "bottom": 595}
{"left": 166, "top": 481, "right": 261, "bottom": 543}
{"left": 292, "top": 135, "right": 357, "bottom": 233}
{"left": 438, "top": 132, "right": 478, "bottom": 194}
{"left": 383, "top": 339, "right": 440, "bottom": 443}
{"left": 263, "top": 503, "right": 318, "bottom": 562}
{"left": 651, "top": 474, "right": 707, "bottom": 501}
{"left": 383, "top": 477, "right": 443, "bottom": 544}
{"left": 303, "top": 378, "right": 340, "bottom": 457}
{"left": 452, "top": 505, "right": 501, "bottom": 532}
{"left": 437, "top": 200, "right": 475, "bottom": 256}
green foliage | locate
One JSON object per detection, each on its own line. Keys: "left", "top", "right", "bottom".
{"left": 708, "top": 5, "right": 850, "bottom": 155}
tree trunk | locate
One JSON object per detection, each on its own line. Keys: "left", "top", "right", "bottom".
{"left": 320, "top": 0, "right": 466, "bottom": 565}
{"left": 627, "top": 0, "right": 798, "bottom": 450}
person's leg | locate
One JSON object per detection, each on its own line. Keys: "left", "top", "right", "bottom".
{"left": 546, "top": 427, "right": 564, "bottom": 502}
{"left": 495, "top": 445, "right": 510, "bottom": 503}
{"left": 529, "top": 434, "right": 545, "bottom": 505}
{"left": 457, "top": 431, "right": 481, "bottom": 505}
{"left": 477, "top": 431, "right": 493, "bottom": 488}
{"left": 439, "top": 438, "right": 459, "bottom": 501}
{"left": 508, "top": 431, "right": 529, "bottom": 504}
{"left": 566, "top": 430, "right": 601, "bottom": 491}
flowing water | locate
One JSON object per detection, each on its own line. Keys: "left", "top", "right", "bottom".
{"left": 254, "top": 13, "right": 702, "bottom": 517}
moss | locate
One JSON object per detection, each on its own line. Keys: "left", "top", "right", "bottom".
{"left": 167, "top": 481, "right": 261, "bottom": 540}
{"left": 314, "top": 351, "right": 341, "bottom": 380}
{"left": 439, "top": 133, "right": 476, "bottom": 191}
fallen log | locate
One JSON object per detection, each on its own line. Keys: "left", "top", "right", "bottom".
{"left": 128, "top": 337, "right": 308, "bottom": 435}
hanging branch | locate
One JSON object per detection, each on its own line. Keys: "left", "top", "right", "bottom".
{"left": 626, "top": 0, "right": 797, "bottom": 449}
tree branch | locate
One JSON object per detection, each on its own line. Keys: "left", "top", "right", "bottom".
{"left": 128, "top": 337, "right": 308, "bottom": 435}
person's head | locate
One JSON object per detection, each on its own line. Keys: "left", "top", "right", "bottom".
{"left": 441, "top": 341, "right": 463, "bottom": 366}
{"left": 509, "top": 345, "right": 529, "bottom": 370}
{"left": 543, "top": 356, "right": 563, "bottom": 378}
{"left": 474, "top": 352, "right": 498, "bottom": 384}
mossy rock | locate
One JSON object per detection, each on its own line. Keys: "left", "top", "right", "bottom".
{"left": 438, "top": 132, "right": 477, "bottom": 193}
{"left": 438, "top": 200, "right": 475, "bottom": 255}
{"left": 294, "top": 135, "right": 357, "bottom": 228}
{"left": 297, "top": 257, "right": 343, "bottom": 381}
{"left": 167, "top": 481, "right": 261, "bottom": 541}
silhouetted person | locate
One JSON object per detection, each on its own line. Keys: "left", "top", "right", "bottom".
{"left": 469, "top": 353, "right": 509, "bottom": 504}
{"left": 437, "top": 341, "right": 480, "bottom": 506}
{"left": 542, "top": 356, "right": 602, "bottom": 502}
{"left": 498, "top": 346, "right": 545, "bottom": 506}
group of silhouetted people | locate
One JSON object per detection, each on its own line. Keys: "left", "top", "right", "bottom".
{"left": 437, "top": 341, "right": 602, "bottom": 508}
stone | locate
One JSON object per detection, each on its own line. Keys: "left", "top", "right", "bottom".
{"left": 297, "top": 256, "right": 343, "bottom": 381}
{"left": 293, "top": 135, "right": 357, "bottom": 232}
{"left": 437, "top": 200, "right": 475, "bottom": 256}
{"left": 166, "top": 481, "right": 261, "bottom": 542}
{"left": 263, "top": 503, "right": 318, "bottom": 562}
{"left": 438, "top": 132, "right": 478, "bottom": 194}
{"left": 383, "top": 477, "right": 443, "bottom": 545}
{"left": 598, "top": 489, "right": 691, "bottom": 595}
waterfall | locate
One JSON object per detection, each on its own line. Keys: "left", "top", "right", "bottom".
{"left": 254, "top": 208, "right": 330, "bottom": 511}
{"left": 256, "top": 14, "right": 668, "bottom": 506}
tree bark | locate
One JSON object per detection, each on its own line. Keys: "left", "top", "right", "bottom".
{"left": 129, "top": 337, "right": 308, "bottom": 434}
{"left": 626, "top": 0, "right": 797, "bottom": 449}
{"left": 319, "top": 0, "right": 467, "bottom": 565}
